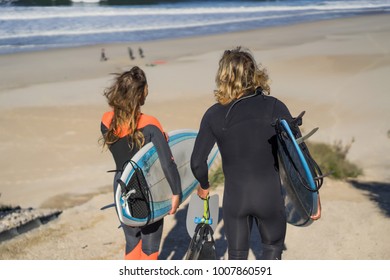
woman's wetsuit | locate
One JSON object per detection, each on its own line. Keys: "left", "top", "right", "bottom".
{"left": 101, "top": 112, "right": 181, "bottom": 259}
{"left": 191, "top": 92, "right": 293, "bottom": 260}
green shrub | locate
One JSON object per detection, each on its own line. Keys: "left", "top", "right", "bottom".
{"left": 306, "top": 141, "right": 362, "bottom": 179}
{"left": 209, "top": 164, "right": 225, "bottom": 187}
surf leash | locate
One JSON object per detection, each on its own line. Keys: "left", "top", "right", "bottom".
{"left": 194, "top": 195, "right": 213, "bottom": 225}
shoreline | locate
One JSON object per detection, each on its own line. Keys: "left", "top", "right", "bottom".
{"left": 1, "top": 13, "right": 389, "bottom": 89}
{"left": 0, "top": 14, "right": 389, "bottom": 259}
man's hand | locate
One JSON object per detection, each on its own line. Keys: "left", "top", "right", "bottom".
{"left": 197, "top": 186, "right": 209, "bottom": 200}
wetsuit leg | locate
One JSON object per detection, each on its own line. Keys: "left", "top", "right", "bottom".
{"left": 122, "top": 225, "right": 142, "bottom": 259}
{"left": 223, "top": 199, "right": 253, "bottom": 260}
{"left": 256, "top": 209, "right": 286, "bottom": 260}
{"left": 118, "top": 205, "right": 163, "bottom": 260}
{"left": 261, "top": 243, "right": 283, "bottom": 260}
{"left": 117, "top": 203, "right": 164, "bottom": 260}
{"left": 140, "top": 219, "right": 164, "bottom": 260}
{"left": 223, "top": 188, "right": 286, "bottom": 260}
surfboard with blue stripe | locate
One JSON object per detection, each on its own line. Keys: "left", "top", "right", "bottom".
{"left": 116, "top": 129, "right": 219, "bottom": 227}
{"left": 278, "top": 119, "right": 319, "bottom": 226}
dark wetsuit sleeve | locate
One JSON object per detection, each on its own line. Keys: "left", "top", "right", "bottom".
{"left": 101, "top": 122, "right": 108, "bottom": 135}
{"left": 273, "top": 99, "right": 293, "bottom": 121}
{"left": 273, "top": 99, "right": 302, "bottom": 137}
{"left": 145, "top": 125, "right": 181, "bottom": 195}
{"left": 190, "top": 112, "right": 216, "bottom": 190}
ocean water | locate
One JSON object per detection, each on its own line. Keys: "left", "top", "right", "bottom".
{"left": 0, "top": 0, "right": 389, "bottom": 55}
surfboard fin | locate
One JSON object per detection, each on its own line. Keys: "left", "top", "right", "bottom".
{"left": 292, "top": 111, "right": 305, "bottom": 127}
{"left": 296, "top": 127, "right": 319, "bottom": 144}
{"left": 100, "top": 203, "right": 115, "bottom": 210}
{"left": 314, "top": 171, "right": 333, "bottom": 181}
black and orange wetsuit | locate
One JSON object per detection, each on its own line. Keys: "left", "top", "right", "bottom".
{"left": 191, "top": 91, "right": 293, "bottom": 260}
{"left": 101, "top": 112, "right": 181, "bottom": 260}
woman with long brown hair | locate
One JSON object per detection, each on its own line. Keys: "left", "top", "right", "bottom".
{"left": 100, "top": 66, "right": 181, "bottom": 260}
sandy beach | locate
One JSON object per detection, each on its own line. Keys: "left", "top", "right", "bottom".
{"left": 0, "top": 14, "right": 389, "bottom": 260}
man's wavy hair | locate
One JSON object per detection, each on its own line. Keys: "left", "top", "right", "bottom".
{"left": 214, "top": 47, "right": 270, "bottom": 105}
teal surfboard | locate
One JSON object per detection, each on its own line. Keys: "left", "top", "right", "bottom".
{"left": 115, "top": 129, "right": 219, "bottom": 227}
{"left": 277, "top": 119, "right": 320, "bottom": 226}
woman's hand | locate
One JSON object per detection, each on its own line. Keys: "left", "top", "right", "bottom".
{"left": 169, "top": 194, "right": 180, "bottom": 215}
{"left": 197, "top": 186, "right": 209, "bottom": 200}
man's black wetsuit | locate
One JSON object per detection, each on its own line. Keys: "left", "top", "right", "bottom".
{"left": 101, "top": 112, "right": 181, "bottom": 259}
{"left": 191, "top": 92, "right": 293, "bottom": 260}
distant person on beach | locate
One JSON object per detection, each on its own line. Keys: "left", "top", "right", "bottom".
{"left": 100, "top": 48, "right": 108, "bottom": 61}
{"left": 128, "top": 47, "right": 135, "bottom": 60}
{"left": 100, "top": 66, "right": 181, "bottom": 260}
{"left": 191, "top": 47, "right": 295, "bottom": 260}
{"left": 139, "top": 47, "right": 144, "bottom": 58}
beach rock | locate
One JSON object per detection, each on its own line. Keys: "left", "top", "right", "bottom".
{"left": 0, "top": 205, "right": 62, "bottom": 243}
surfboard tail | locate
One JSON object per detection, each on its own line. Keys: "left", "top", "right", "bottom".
{"left": 186, "top": 194, "right": 219, "bottom": 236}
{"left": 276, "top": 117, "right": 325, "bottom": 226}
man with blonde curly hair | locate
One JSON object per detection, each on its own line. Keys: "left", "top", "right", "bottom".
{"left": 191, "top": 47, "right": 294, "bottom": 260}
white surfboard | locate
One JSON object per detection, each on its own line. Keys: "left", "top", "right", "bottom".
{"left": 115, "top": 129, "right": 219, "bottom": 227}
